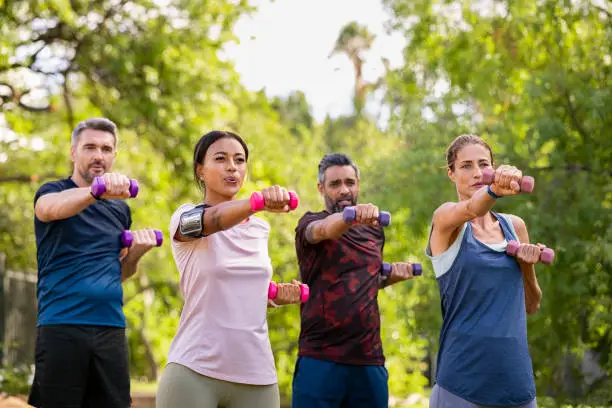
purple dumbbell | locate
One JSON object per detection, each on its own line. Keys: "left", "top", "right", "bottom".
{"left": 381, "top": 262, "right": 423, "bottom": 277}
{"left": 343, "top": 207, "right": 391, "bottom": 227}
{"left": 120, "top": 230, "right": 163, "bottom": 248}
{"left": 481, "top": 168, "right": 534, "bottom": 194}
{"left": 91, "top": 176, "right": 139, "bottom": 198}
{"left": 506, "top": 240, "right": 554, "bottom": 264}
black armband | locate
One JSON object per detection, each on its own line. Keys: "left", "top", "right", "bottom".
{"left": 179, "top": 205, "right": 205, "bottom": 238}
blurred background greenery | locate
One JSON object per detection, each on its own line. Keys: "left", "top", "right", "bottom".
{"left": 0, "top": 0, "right": 610, "bottom": 406}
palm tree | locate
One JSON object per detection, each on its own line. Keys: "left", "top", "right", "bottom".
{"left": 330, "top": 22, "right": 376, "bottom": 116}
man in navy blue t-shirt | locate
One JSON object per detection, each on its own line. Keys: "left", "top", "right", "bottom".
{"left": 28, "top": 118, "right": 160, "bottom": 408}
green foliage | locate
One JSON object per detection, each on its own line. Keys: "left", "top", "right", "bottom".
{"left": 0, "top": 364, "right": 33, "bottom": 396}
{"left": 0, "top": 0, "right": 610, "bottom": 405}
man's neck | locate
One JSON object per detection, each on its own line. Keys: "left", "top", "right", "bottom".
{"left": 70, "top": 171, "right": 90, "bottom": 188}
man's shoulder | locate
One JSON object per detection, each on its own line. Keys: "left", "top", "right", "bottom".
{"left": 298, "top": 210, "right": 328, "bottom": 224}
{"left": 37, "top": 177, "right": 73, "bottom": 193}
{"left": 34, "top": 177, "right": 74, "bottom": 205}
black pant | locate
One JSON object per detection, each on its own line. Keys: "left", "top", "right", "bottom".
{"left": 28, "top": 324, "right": 131, "bottom": 408}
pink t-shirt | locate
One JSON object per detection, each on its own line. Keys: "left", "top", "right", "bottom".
{"left": 166, "top": 204, "right": 277, "bottom": 385}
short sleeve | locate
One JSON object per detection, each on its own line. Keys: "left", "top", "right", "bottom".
{"left": 34, "top": 181, "right": 64, "bottom": 207}
{"left": 170, "top": 204, "right": 197, "bottom": 242}
{"left": 294, "top": 211, "right": 328, "bottom": 283}
{"left": 294, "top": 211, "right": 327, "bottom": 249}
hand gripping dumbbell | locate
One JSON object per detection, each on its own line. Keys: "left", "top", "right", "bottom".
{"left": 120, "top": 230, "right": 163, "bottom": 248}
{"left": 481, "top": 168, "right": 535, "bottom": 194}
{"left": 506, "top": 240, "right": 554, "bottom": 264}
{"left": 343, "top": 207, "right": 391, "bottom": 227}
{"left": 381, "top": 262, "right": 423, "bottom": 277}
{"left": 268, "top": 281, "right": 309, "bottom": 303}
{"left": 92, "top": 176, "right": 139, "bottom": 198}
{"left": 250, "top": 191, "right": 299, "bottom": 211}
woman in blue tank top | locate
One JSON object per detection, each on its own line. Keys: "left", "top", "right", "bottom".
{"left": 426, "top": 134, "right": 547, "bottom": 408}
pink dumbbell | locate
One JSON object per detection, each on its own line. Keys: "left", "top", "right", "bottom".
{"left": 92, "top": 176, "right": 139, "bottom": 198}
{"left": 506, "top": 240, "right": 554, "bottom": 264}
{"left": 250, "top": 191, "right": 299, "bottom": 211}
{"left": 268, "top": 281, "right": 309, "bottom": 303}
{"left": 482, "top": 168, "right": 535, "bottom": 194}
{"left": 121, "top": 230, "right": 163, "bottom": 248}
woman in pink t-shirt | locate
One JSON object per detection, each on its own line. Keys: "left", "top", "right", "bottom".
{"left": 156, "top": 130, "right": 303, "bottom": 408}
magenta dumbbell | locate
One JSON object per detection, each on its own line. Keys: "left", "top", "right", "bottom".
{"left": 92, "top": 176, "right": 139, "bottom": 198}
{"left": 482, "top": 168, "right": 534, "bottom": 194}
{"left": 506, "top": 240, "right": 554, "bottom": 264}
{"left": 268, "top": 281, "right": 309, "bottom": 303}
{"left": 120, "top": 230, "right": 163, "bottom": 248}
{"left": 250, "top": 191, "right": 299, "bottom": 211}
{"left": 343, "top": 207, "right": 391, "bottom": 227}
{"left": 381, "top": 262, "right": 423, "bottom": 277}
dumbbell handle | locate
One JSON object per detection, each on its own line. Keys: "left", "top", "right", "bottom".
{"left": 381, "top": 262, "right": 423, "bottom": 277}
{"left": 343, "top": 207, "right": 391, "bottom": 227}
{"left": 92, "top": 176, "right": 139, "bottom": 198}
{"left": 121, "top": 230, "right": 163, "bottom": 248}
{"left": 481, "top": 168, "right": 534, "bottom": 194}
{"left": 250, "top": 191, "right": 299, "bottom": 212}
{"left": 268, "top": 281, "right": 309, "bottom": 303}
{"left": 506, "top": 240, "right": 554, "bottom": 264}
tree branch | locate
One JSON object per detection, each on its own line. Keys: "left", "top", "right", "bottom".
{"left": 63, "top": 76, "right": 75, "bottom": 129}
{"left": 0, "top": 173, "right": 63, "bottom": 184}
{"left": 592, "top": 5, "right": 611, "bottom": 19}
{"left": 564, "top": 90, "right": 589, "bottom": 142}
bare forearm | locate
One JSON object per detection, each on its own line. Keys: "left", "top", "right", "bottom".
{"left": 306, "top": 213, "right": 352, "bottom": 244}
{"left": 175, "top": 199, "right": 256, "bottom": 242}
{"left": 465, "top": 187, "right": 498, "bottom": 220}
{"left": 35, "top": 188, "right": 97, "bottom": 222}
{"left": 521, "top": 266, "right": 542, "bottom": 315}
{"left": 121, "top": 251, "right": 142, "bottom": 282}
{"left": 203, "top": 199, "right": 255, "bottom": 236}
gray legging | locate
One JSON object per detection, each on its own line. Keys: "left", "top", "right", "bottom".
{"left": 430, "top": 385, "right": 537, "bottom": 408}
{"left": 156, "top": 363, "right": 280, "bottom": 408}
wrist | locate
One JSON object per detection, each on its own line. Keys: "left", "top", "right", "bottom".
{"left": 487, "top": 185, "right": 502, "bottom": 199}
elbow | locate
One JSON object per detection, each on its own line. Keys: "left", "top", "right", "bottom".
{"left": 35, "top": 207, "right": 52, "bottom": 223}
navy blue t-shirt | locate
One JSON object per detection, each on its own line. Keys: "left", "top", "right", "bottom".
{"left": 34, "top": 178, "right": 131, "bottom": 327}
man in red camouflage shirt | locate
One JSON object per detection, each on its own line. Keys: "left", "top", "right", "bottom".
{"left": 291, "top": 153, "right": 419, "bottom": 408}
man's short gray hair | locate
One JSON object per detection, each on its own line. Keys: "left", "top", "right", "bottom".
{"left": 318, "top": 153, "right": 360, "bottom": 184}
{"left": 71, "top": 117, "right": 118, "bottom": 146}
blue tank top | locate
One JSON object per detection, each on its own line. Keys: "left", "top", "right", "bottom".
{"left": 427, "top": 213, "right": 536, "bottom": 406}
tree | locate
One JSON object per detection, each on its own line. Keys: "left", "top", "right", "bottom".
{"left": 330, "top": 22, "right": 377, "bottom": 116}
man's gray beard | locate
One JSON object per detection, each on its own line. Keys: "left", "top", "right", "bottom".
{"left": 328, "top": 197, "right": 357, "bottom": 213}
{"left": 80, "top": 168, "right": 95, "bottom": 184}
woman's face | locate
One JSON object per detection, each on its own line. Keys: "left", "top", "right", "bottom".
{"left": 197, "top": 137, "right": 247, "bottom": 203}
{"left": 448, "top": 143, "right": 493, "bottom": 200}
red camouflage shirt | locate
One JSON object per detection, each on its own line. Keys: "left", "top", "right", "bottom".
{"left": 295, "top": 210, "right": 386, "bottom": 365}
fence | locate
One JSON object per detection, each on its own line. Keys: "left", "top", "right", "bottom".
{"left": 0, "top": 253, "right": 37, "bottom": 368}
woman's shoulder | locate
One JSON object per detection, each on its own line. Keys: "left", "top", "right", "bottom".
{"left": 172, "top": 203, "right": 206, "bottom": 217}
{"left": 247, "top": 215, "right": 271, "bottom": 231}
{"left": 496, "top": 212, "right": 526, "bottom": 232}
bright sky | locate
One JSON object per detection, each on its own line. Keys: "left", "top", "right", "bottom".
{"left": 224, "top": 0, "right": 406, "bottom": 122}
